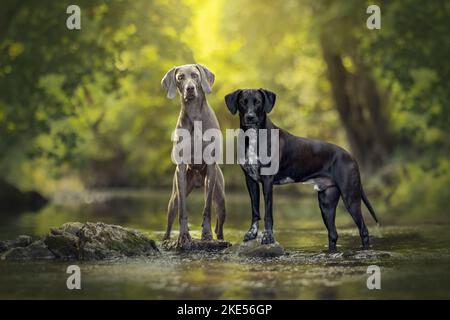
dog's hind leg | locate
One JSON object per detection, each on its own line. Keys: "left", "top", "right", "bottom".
{"left": 213, "top": 167, "right": 226, "bottom": 240}
{"left": 334, "top": 158, "right": 370, "bottom": 250}
{"left": 341, "top": 186, "right": 370, "bottom": 250}
{"left": 318, "top": 186, "right": 340, "bottom": 252}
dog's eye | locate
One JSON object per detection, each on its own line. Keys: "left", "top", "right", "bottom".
{"left": 191, "top": 73, "right": 198, "bottom": 79}
{"left": 254, "top": 99, "right": 261, "bottom": 106}
{"left": 243, "top": 99, "right": 248, "bottom": 104}
{"left": 177, "top": 74, "right": 185, "bottom": 81}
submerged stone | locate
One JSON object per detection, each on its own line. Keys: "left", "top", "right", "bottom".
{"left": 1, "top": 222, "right": 159, "bottom": 261}
{"left": 224, "top": 239, "right": 285, "bottom": 257}
{"left": 162, "top": 239, "right": 232, "bottom": 252}
{"left": 351, "top": 250, "right": 392, "bottom": 260}
{"left": 0, "top": 242, "right": 6, "bottom": 253}
{"left": 310, "top": 249, "right": 392, "bottom": 262}
{"left": 0, "top": 235, "right": 33, "bottom": 253}
{"left": 2, "top": 240, "right": 55, "bottom": 260}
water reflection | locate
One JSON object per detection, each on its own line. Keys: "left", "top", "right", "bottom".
{"left": 0, "top": 190, "right": 449, "bottom": 299}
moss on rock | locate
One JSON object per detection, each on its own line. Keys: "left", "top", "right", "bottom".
{"left": 1, "top": 222, "right": 159, "bottom": 261}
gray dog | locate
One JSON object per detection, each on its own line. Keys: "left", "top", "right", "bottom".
{"left": 161, "top": 64, "right": 226, "bottom": 246}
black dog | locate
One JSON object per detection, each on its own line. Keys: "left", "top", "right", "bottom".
{"left": 225, "top": 89, "right": 378, "bottom": 251}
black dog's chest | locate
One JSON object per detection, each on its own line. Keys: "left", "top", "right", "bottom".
{"left": 241, "top": 137, "right": 261, "bottom": 181}
{"left": 242, "top": 163, "right": 261, "bottom": 181}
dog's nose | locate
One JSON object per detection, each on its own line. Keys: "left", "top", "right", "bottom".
{"left": 245, "top": 114, "right": 257, "bottom": 123}
{"left": 186, "top": 85, "right": 195, "bottom": 93}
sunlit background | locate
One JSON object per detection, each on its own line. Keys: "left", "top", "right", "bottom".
{"left": 1, "top": 0, "right": 449, "bottom": 221}
{"left": 1, "top": 0, "right": 450, "bottom": 300}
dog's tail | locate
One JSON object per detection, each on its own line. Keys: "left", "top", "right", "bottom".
{"left": 361, "top": 186, "right": 379, "bottom": 224}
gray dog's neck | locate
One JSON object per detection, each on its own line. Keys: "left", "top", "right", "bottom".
{"left": 181, "top": 94, "right": 207, "bottom": 122}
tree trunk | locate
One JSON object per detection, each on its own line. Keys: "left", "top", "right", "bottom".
{"left": 320, "top": 39, "right": 392, "bottom": 172}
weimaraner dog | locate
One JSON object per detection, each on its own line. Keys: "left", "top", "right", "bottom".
{"left": 161, "top": 64, "right": 226, "bottom": 246}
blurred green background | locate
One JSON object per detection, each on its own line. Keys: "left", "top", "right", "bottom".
{"left": 0, "top": 0, "right": 449, "bottom": 221}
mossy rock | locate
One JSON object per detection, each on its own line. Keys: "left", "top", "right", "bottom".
{"left": 2, "top": 240, "right": 55, "bottom": 260}
{"left": 44, "top": 233, "right": 79, "bottom": 259}
{"left": 1, "top": 222, "right": 159, "bottom": 261}
{"left": 0, "top": 235, "right": 33, "bottom": 253}
{"left": 78, "top": 222, "right": 159, "bottom": 260}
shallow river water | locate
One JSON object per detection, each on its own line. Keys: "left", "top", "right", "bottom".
{"left": 0, "top": 190, "right": 449, "bottom": 299}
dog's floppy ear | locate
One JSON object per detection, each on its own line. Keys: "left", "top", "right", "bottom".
{"left": 196, "top": 64, "right": 215, "bottom": 94}
{"left": 161, "top": 67, "right": 178, "bottom": 99}
{"left": 259, "top": 88, "right": 276, "bottom": 113}
{"left": 224, "top": 89, "right": 241, "bottom": 115}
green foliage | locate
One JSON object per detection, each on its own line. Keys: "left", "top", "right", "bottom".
{"left": 0, "top": 0, "right": 449, "bottom": 217}
{"left": 366, "top": 0, "right": 450, "bottom": 157}
{"left": 0, "top": 0, "right": 194, "bottom": 186}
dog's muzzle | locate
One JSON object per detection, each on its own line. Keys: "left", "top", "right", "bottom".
{"left": 184, "top": 84, "right": 197, "bottom": 100}
{"left": 244, "top": 114, "right": 259, "bottom": 127}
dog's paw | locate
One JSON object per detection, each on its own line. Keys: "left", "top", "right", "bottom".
{"left": 261, "top": 230, "right": 275, "bottom": 245}
{"left": 243, "top": 230, "right": 258, "bottom": 242}
{"left": 243, "top": 222, "right": 259, "bottom": 242}
{"left": 162, "top": 232, "right": 171, "bottom": 241}
{"left": 177, "top": 232, "right": 192, "bottom": 248}
{"left": 362, "top": 237, "right": 370, "bottom": 250}
{"left": 201, "top": 221, "right": 213, "bottom": 241}
{"left": 201, "top": 231, "right": 213, "bottom": 241}
{"left": 328, "top": 244, "right": 337, "bottom": 253}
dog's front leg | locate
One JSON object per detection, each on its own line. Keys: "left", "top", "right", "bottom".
{"left": 261, "top": 175, "right": 275, "bottom": 245}
{"left": 176, "top": 163, "right": 191, "bottom": 246}
{"left": 201, "top": 164, "right": 216, "bottom": 240}
{"left": 243, "top": 174, "right": 260, "bottom": 242}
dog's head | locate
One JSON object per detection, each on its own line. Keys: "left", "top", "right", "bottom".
{"left": 225, "top": 89, "right": 276, "bottom": 128}
{"left": 161, "top": 64, "right": 215, "bottom": 101}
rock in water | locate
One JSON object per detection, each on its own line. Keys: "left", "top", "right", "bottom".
{"left": 44, "top": 231, "right": 80, "bottom": 260}
{"left": 224, "top": 239, "right": 285, "bottom": 258}
{"left": 1, "top": 222, "right": 159, "bottom": 261}
{"left": 162, "top": 239, "right": 232, "bottom": 252}
{"left": 2, "top": 240, "right": 55, "bottom": 260}
{"left": 350, "top": 250, "right": 392, "bottom": 260}
{"left": 0, "top": 235, "right": 33, "bottom": 253}
{"left": 78, "top": 222, "right": 159, "bottom": 260}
